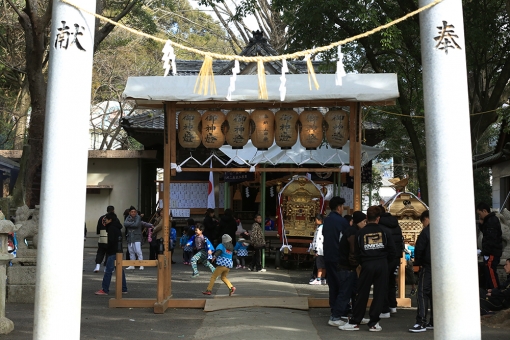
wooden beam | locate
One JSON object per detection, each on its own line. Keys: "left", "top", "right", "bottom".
{"left": 118, "top": 260, "right": 158, "bottom": 267}
{"left": 308, "top": 298, "right": 329, "bottom": 308}
{"left": 166, "top": 299, "right": 206, "bottom": 308}
{"left": 109, "top": 298, "right": 157, "bottom": 308}
{"left": 177, "top": 167, "right": 344, "bottom": 173}
{"left": 0, "top": 149, "right": 159, "bottom": 160}
{"left": 134, "top": 99, "right": 396, "bottom": 110}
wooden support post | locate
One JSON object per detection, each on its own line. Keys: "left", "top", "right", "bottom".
{"left": 165, "top": 102, "right": 177, "bottom": 298}
{"left": 170, "top": 103, "right": 177, "bottom": 177}
{"left": 397, "top": 253, "right": 411, "bottom": 307}
{"left": 156, "top": 253, "right": 165, "bottom": 303}
{"left": 115, "top": 251, "right": 123, "bottom": 300}
{"left": 166, "top": 102, "right": 176, "bottom": 300}
{"left": 349, "top": 103, "right": 362, "bottom": 211}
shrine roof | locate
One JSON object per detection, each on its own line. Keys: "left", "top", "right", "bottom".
{"left": 122, "top": 73, "right": 399, "bottom": 108}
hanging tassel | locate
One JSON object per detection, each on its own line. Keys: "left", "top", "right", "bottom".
{"left": 305, "top": 54, "right": 319, "bottom": 91}
{"left": 257, "top": 59, "right": 268, "bottom": 99}
{"left": 335, "top": 46, "right": 346, "bottom": 86}
{"left": 194, "top": 55, "right": 217, "bottom": 96}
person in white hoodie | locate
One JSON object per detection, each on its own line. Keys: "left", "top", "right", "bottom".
{"left": 310, "top": 214, "right": 326, "bottom": 285}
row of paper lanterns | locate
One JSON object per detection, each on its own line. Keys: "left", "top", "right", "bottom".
{"left": 177, "top": 108, "right": 350, "bottom": 150}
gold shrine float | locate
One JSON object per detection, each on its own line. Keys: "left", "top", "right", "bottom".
{"left": 275, "top": 176, "right": 326, "bottom": 267}
{"left": 383, "top": 192, "right": 429, "bottom": 245}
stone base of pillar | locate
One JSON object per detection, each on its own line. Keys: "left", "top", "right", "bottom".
{"left": 0, "top": 316, "right": 14, "bottom": 334}
{"left": 6, "top": 265, "right": 36, "bottom": 303}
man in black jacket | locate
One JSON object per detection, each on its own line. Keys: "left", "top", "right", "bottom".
{"left": 476, "top": 202, "right": 503, "bottom": 289}
{"left": 94, "top": 206, "right": 122, "bottom": 273}
{"left": 339, "top": 206, "right": 396, "bottom": 332}
{"left": 378, "top": 204, "right": 404, "bottom": 318}
{"left": 409, "top": 210, "right": 433, "bottom": 333}
{"left": 322, "top": 196, "right": 351, "bottom": 327}
{"left": 95, "top": 213, "right": 127, "bottom": 295}
{"left": 480, "top": 259, "right": 510, "bottom": 315}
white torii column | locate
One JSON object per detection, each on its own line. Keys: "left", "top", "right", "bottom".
{"left": 34, "top": 1, "right": 96, "bottom": 339}
{"left": 419, "top": 0, "right": 481, "bottom": 339}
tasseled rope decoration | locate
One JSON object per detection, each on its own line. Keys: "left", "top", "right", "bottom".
{"left": 194, "top": 55, "right": 217, "bottom": 95}
{"left": 257, "top": 59, "right": 268, "bottom": 99}
{"left": 305, "top": 54, "right": 319, "bottom": 90}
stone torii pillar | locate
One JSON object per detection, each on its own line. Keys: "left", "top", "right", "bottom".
{"left": 419, "top": 0, "right": 481, "bottom": 339}
{"left": 34, "top": 1, "right": 96, "bottom": 339}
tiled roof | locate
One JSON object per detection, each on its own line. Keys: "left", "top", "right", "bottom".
{"left": 121, "top": 111, "right": 164, "bottom": 130}
{"left": 171, "top": 31, "right": 329, "bottom": 76}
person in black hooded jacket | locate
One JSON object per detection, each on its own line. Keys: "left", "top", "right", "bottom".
{"left": 378, "top": 204, "right": 404, "bottom": 318}
{"left": 476, "top": 202, "right": 503, "bottom": 289}
{"left": 219, "top": 209, "right": 238, "bottom": 244}
{"left": 203, "top": 208, "right": 219, "bottom": 246}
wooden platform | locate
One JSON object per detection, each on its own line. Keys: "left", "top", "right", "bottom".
{"left": 204, "top": 296, "right": 309, "bottom": 312}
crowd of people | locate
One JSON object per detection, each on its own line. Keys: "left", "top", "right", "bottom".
{"left": 91, "top": 206, "right": 268, "bottom": 297}
{"left": 89, "top": 198, "right": 509, "bottom": 332}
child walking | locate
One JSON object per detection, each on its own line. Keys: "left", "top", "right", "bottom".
{"left": 234, "top": 236, "right": 249, "bottom": 269}
{"left": 309, "top": 214, "right": 326, "bottom": 285}
{"left": 180, "top": 219, "right": 195, "bottom": 265}
{"left": 186, "top": 224, "right": 215, "bottom": 278}
{"left": 203, "top": 234, "right": 236, "bottom": 296}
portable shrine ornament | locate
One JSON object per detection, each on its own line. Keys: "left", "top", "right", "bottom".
{"left": 299, "top": 108, "right": 323, "bottom": 150}
{"left": 224, "top": 109, "right": 250, "bottom": 149}
{"left": 178, "top": 109, "right": 202, "bottom": 149}
{"left": 201, "top": 110, "right": 225, "bottom": 149}
{"left": 275, "top": 108, "right": 298, "bottom": 150}
{"left": 324, "top": 108, "right": 349, "bottom": 149}
{"left": 250, "top": 109, "right": 275, "bottom": 150}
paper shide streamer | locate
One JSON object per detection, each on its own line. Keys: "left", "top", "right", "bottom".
{"left": 226, "top": 60, "right": 240, "bottom": 101}
{"left": 162, "top": 40, "right": 176, "bottom": 76}
{"left": 335, "top": 46, "right": 346, "bottom": 86}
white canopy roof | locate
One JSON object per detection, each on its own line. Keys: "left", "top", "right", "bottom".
{"left": 123, "top": 73, "right": 398, "bottom": 106}
{"left": 219, "top": 139, "right": 384, "bottom": 166}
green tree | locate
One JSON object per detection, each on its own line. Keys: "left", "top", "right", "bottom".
{"left": 89, "top": 0, "right": 234, "bottom": 150}
{"left": 260, "top": 0, "right": 510, "bottom": 204}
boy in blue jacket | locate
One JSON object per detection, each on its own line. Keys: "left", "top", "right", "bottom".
{"left": 186, "top": 224, "right": 215, "bottom": 277}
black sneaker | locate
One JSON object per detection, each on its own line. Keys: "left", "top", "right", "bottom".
{"left": 409, "top": 323, "right": 427, "bottom": 333}
{"left": 425, "top": 323, "right": 433, "bottom": 330}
